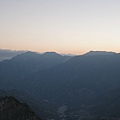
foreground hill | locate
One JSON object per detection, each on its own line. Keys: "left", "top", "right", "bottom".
{"left": 0, "top": 89, "right": 59, "bottom": 120}
{"left": 0, "top": 96, "right": 41, "bottom": 120}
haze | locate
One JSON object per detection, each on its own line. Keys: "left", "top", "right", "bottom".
{"left": 0, "top": 0, "right": 120, "bottom": 54}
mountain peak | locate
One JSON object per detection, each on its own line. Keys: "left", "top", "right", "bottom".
{"left": 42, "top": 52, "right": 62, "bottom": 57}
{"left": 84, "top": 50, "right": 116, "bottom": 56}
{"left": 15, "top": 51, "right": 40, "bottom": 57}
{"left": 11, "top": 51, "right": 40, "bottom": 62}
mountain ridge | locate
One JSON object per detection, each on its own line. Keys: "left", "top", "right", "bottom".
{"left": 0, "top": 50, "right": 120, "bottom": 119}
{"left": 84, "top": 50, "right": 117, "bottom": 56}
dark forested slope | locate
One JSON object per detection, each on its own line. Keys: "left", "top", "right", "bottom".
{"left": 0, "top": 96, "right": 41, "bottom": 120}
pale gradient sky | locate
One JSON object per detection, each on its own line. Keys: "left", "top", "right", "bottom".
{"left": 0, "top": 0, "right": 120, "bottom": 54}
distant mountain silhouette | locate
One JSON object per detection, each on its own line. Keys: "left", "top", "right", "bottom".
{"left": 84, "top": 50, "right": 116, "bottom": 56}
{"left": 0, "top": 49, "right": 25, "bottom": 61}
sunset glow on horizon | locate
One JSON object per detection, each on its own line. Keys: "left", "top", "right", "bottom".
{"left": 0, "top": 0, "right": 120, "bottom": 55}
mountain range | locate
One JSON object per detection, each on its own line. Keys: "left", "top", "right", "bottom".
{"left": 0, "top": 50, "right": 120, "bottom": 119}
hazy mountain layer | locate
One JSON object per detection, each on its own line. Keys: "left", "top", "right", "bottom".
{"left": 0, "top": 49, "right": 25, "bottom": 61}
{"left": 0, "top": 51, "right": 71, "bottom": 90}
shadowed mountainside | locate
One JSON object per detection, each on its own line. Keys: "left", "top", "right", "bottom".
{"left": 0, "top": 96, "right": 41, "bottom": 120}
{"left": 0, "top": 51, "right": 71, "bottom": 90}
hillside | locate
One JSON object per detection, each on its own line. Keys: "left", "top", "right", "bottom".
{"left": 0, "top": 51, "right": 71, "bottom": 90}
{"left": 0, "top": 96, "right": 41, "bottom": 120}
{"left": 0, "top": 89, "right": 59, "bottom": 120}
{"left": 26, "top": 52, "right": 120, "bottom": 119}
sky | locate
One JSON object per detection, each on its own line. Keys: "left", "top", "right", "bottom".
{"left": 0, "top": 0, "right": 120, "bottom": 55}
